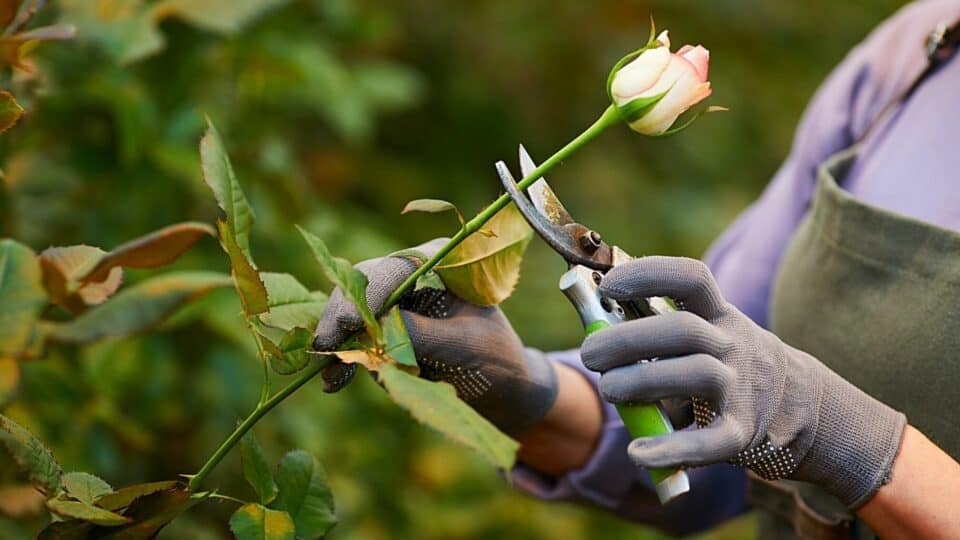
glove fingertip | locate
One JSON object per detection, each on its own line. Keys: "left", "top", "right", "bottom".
{"left": 626, "top": 437, "right": 674, "bottom": 469}
{"left": 322, "top": 362, "right": 358, "bottom": 393}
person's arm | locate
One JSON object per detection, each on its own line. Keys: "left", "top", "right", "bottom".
{"left": 516, "top": 363, "right": 602, "bottom": 475}
{"left": 857, "top": 425, "right": 960, "bottom": 538}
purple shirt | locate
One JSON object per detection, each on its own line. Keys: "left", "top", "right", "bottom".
{"left": 514, "top": 1, "right": 960, "bottom": 534}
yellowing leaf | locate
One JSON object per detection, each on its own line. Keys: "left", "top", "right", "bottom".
{"left": 435, "top": 203, "right": 532, "bottom": 306}
{"left": 46, "top": 498, "right": 130, "bottom": 526}
{"left": 330, "top": 307, "right": 418, "bottom": 373}
{"left": 39, "top": 245, "right": 123, "bottom": 313}
{"left": 49, "top": 271, "right": 232, "bottom": 344}
{"left": 0, "top": 90, "right": 23, "bottom": 134}
{"left": 0, "top": 239, "right": 46, "bottom": 356}
{"left": 218, "top": 219, "right": 269, "bottom": 316}
{"left": 229, "top": 503, "right": 296, "bottom": 540}
{"left": 81, "top": 221, "right": 215, "bottom": 282}
{"left": 297, "top": 226, "right": 381, "bottom": 343}
{"left": 202, "top": 119, "right": 269, "bottom": 316}
{"left": 379, "top": 365, "right": 518, "bottom": 471}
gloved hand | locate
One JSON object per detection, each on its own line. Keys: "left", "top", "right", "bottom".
{"left": 581, "top": 256, "right": 906, "bottom": 508}
{"left": 312, "top": 239, "right": 558, "bottom": 436}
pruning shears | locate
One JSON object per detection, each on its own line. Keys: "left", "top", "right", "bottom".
{"left": 496, "top": 146, "right": 690, "bottom": 504}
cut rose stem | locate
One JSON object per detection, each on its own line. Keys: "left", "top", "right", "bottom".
{"left": 187, "top": 104, "right": 621, "bottom": 492}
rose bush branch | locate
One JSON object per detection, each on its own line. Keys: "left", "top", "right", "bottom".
{"left": 187, "top": 20, "right": 723, "bottom": 493}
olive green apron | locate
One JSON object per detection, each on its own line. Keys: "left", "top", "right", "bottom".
{"left": 746, "top": 145, "right": 960, "bottom": 539}
{"left": 742, "top": 20, "right": 960, "bottom": 539}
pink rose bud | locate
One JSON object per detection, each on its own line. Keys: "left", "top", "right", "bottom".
{"left": 610, "top": 30, "right": 712, "bottom": 135}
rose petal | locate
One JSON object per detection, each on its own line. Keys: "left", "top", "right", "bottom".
{"left": 628, "top": 55, "right": 710, "bottom": 134}
{"left": 656, "top": 30, "right": 671, "bottom": 49}
{"left": 678, "top": 44, "right": 710, "bottom": 81}
{"left": 610, "top": 46, "right": 671, "bottom": 104}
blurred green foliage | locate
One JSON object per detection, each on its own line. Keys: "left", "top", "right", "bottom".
{"left": 0, "top": 0, "right": 909, "bottom": 538}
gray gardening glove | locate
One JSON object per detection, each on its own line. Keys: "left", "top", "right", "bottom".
{"left": 581, "top": 256, "right": 907, "bottom": 508}
{"left": 312, "top": 239, "right": 558, "bottom": 436}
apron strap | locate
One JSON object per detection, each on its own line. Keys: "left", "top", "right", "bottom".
{"left": 855, "top": 18, "right": 960, "bottom": 145}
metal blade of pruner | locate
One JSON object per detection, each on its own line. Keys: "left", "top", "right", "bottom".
{"left": 496, "top": 146, "right": 632, "bottom": 271}
{"left": 494, "top": 145, "right": 691, "bottom": 503}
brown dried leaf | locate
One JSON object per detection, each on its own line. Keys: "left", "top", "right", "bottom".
{"left": 39, "top": 245, "right": 123, "bottom": 313}
{"left": 81, "top": 222, "right": 215, "bottom": 283}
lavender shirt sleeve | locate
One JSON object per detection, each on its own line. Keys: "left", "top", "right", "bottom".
{"left": 513, "top": 1, "right": 960, "bottom": 534}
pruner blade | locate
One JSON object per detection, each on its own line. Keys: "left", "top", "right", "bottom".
{"left": 496, "top": 146, "right": 615, "bottom": 271}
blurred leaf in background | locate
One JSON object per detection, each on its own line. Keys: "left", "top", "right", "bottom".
{"left": 0, "top": 0, "right": 909, "bottom": 538}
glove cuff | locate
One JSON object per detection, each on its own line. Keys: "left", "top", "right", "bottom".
{"left": 796, "top": 367, "right": 907, "bottom": 508}
{"left": 499, "top": 348, "right": 559, "bottom": 437}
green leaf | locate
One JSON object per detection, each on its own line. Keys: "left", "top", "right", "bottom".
{"left": 157, "top": 0, "right": 289, "bottom": 35}
{"left": 267, "top": 327, "right": 313, "bottom": 375}
{"left": 379, "top": 364, "right": 519, "bottom": 471}
{"left": 241, "top": 429, "right": 278, "bottom": 505}
{"left": 94, "top": 481, "right": 179, "bottom": 512}
{"left": 258, "top": 272, "right": 327, "bottom": 333}
{"left": 388, "top": 248, "right": 445, "bottom": 292}
{"left": 46, "top": 498, "right": 129, "bottom": 526}
{"left": 0, "top": 90, "right": 23, "bottom": 134}
{"left": 379, "top": 307, "right": 417, "bottom": 368}
{"left": 48, "top": 271, "right": 232, "bottom": 344}
{"left": 230, "top": 503, "right": 296, "bottom": 540}
{"left": 201, "top": 119, "right": 256, "bottom": 261}
{"left": 201, "top": 119, "right": 269, "bottom": 316}
{"left": 297, "top": 226, "right": 381, "bottom": 343}
{"left": 38, "top": 245, "right": 123, "bottom": 313}
{"left": 218, "top": 219, "right": 269, "bottom": 316}
{"left": 415, "top": 270, "right": 445, "bottom": 292}
{"left": 81, "top": 221, "right": 215, "bottom": 282}
{"left": 0, "top": 414, "right": 63, "bottom": 494}
{"left": 61, "top": 472, "right": 112, "bottom": 505}
{"left": 273, "top": 450, "right": 336, "bottom": 539}
{"left": 401, "top": 198, "right": 464, "bottom": 225}
{"left": 435, "top": 203, "right": 533, "bottom": 306}
{"left": 0, "top": 239, "right": 46, "bottom": 356}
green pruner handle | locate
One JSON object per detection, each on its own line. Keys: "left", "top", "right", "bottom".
{"left": 561, "top": 267, "right": 690, "bottom": 504}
